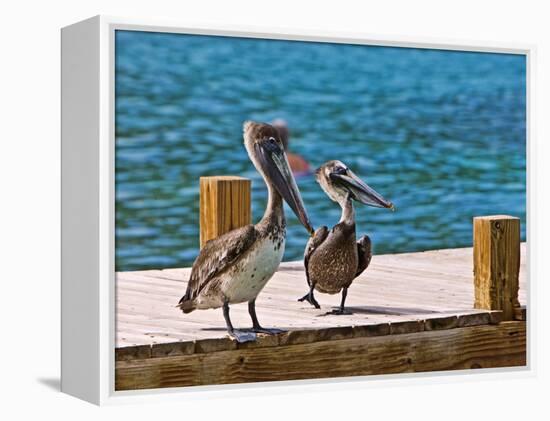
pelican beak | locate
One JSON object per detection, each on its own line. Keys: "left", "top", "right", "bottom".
{"left": 255, "top": 142, "right": 314, "bottom": 233}
{"left": 331, "top": 170, "right": 394, "bottom": 210}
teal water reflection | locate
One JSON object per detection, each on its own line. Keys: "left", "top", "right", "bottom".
{"left": 115, "top": 31, "right": 526, "bottom": 271}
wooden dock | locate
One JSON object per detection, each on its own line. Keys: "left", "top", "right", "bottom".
{"left": 115, "top": 243, "right": 527, "bottom": 391}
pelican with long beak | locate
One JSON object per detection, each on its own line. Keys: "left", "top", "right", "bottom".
{"left": 299, "top": 160, "right": 394, "bottom": 314}
{"left": 178, "top": 121, "right": 313, "bottom": 342}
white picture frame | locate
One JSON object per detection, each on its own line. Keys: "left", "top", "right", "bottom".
{"left": 61, "top": 15, "right": 533, "bottom": 405}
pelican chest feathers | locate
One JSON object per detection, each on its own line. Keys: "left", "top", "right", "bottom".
{"left": 178, "top": 121, "right": 313, "bottom": 342}
{"left": 299, "top": 160, "right": 394, "bottom": 314}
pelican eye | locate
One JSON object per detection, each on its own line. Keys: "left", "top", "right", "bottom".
{"left": 333, "top": 166, "right": 347, "bottom": 175}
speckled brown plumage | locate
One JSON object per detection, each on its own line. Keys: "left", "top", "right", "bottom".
{"left": 355, "top": 235, "right": 372, "bottom": 278}
{"left": 299, "top": 160, "right": 392, "bottom": 313}
{"left": 304, "top": 215, "right": 372, "bottom": 295}
{"left": 178, "top": 224, "right": 258, "bottom": 313}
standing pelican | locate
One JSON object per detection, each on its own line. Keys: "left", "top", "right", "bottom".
{"left": 299, "top": 160, "right": 394, "bottom": 314}
{"left": 178, "top": 121, "right": 313, "bottom": 342}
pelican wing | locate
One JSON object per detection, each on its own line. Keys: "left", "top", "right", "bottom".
{"left": 355, "top": 235, "right": 372, "bottom": 278}
{"left": 179, "top": 225, "right": 257, "bottom": 305}
{"left": 303, "top": 226, "right": 329, "bottom": 287}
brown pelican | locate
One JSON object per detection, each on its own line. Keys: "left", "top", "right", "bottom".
{"left": 178, "top": 121, "right": 313, "bottom": 342}
{"left": 299, "top": 160, "right": 394, "bottom": 314}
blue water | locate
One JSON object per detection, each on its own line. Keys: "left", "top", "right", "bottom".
{"left": 115, "top": 30, "right": 526, "bottom": 272}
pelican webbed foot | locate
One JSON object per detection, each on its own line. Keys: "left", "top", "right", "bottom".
{"left": 223, "top": 301, "right": 257, "bottom": 343}
{"left": 228, "top": 329, "right": 257, "bottom": 343}
{"left": 247, "top": 299, "right": 284, "bottom": 336}
{"left": 297, "top": 286, "right": 321, "bottom": 309}
{"left": 325, "top": 307, "right": 353, "bottom": 316}
{"left": 252, "top": 327, "right": 284, "bottom": 335}
{"left": 325, "top": 287, "right": 351, "bottom": 315}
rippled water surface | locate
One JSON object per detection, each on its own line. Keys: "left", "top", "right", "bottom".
{"left": 115, "top": 31, "right": 526, "bottom": 271}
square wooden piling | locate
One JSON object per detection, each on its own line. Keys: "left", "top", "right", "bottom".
{"left": 199, "top": 176, "right": 251, "bottom": 248}
{"left": 473, "top": 215, "right": 521, "bottom": 320}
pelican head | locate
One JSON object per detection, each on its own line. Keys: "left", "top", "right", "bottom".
{"left": 316, "top": 160, "right": 394, "bottom": 210}
{"left": 243, "top": 121, "right": 313, "bottom": 233}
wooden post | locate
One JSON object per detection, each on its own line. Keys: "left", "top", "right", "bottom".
{"left": 473, "top": 215, "right": 521, "bottom": 320}
{"left": 199, "top": 176, "right": 251, "bottom": 248}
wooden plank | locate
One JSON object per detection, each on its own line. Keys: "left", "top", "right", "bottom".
{"left": 424, "top": 315, "right": 458, "bottom": 331}
{"left": 474, "top": 216, "right": 521, "bottom": 320}
{"left": 114, "top": 310, "right": 500, "bottom": 360}
{"left": 199, "top": 176, "right": 251, "bottom": 248}
{"left": 115, "top": 321, "right": 526, "bottom": 390}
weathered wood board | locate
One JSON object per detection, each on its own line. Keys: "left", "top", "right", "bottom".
{"left": 116, "top": 321, "right": 526, "bottom": 390}
{"left": 115, "top": 244, "right": 527, "bottom": 390}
